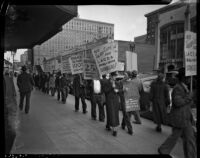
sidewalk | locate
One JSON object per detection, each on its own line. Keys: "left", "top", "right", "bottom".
{"left": 11, "top": 81, "right": 184, "bottom": 156}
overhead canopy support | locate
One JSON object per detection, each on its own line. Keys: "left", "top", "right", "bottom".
{"left": 4, "top": 5, "right": 77, "bottom": 51}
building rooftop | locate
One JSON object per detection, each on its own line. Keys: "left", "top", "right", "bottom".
{"left": 73, "top": 17, "right": 114, "bottom": 26}
{"left": 134, "top": 34, "right": 146, "bottom": 43}
{"left": 145, "top": 1, "right": 186, "bottom": 17}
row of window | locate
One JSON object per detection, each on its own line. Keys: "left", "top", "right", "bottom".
{"left": 63, "top": 21, "right": 113, "bottom": 34}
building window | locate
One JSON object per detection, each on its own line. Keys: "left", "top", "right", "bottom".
{"left": 160, "top": 22, "right": 184, "bottom": 60}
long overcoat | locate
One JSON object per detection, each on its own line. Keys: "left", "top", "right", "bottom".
{"left": 17, "top": 72, "right": 35, "bottom": 93}
{"left": 102, "top": 79, "right": 120, "bottom": 127}
{"left": 150, "top": 79, "right": 170, "bottom": 125}
{"left": 73, "top": 75, "right": 86, "bottom": 98}
{"left": 170, "top": 82, "right": 194, "bottom": 128}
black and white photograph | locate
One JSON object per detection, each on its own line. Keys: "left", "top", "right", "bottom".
{"left": 3, "top": 0, "right": 197, "bottom": 157}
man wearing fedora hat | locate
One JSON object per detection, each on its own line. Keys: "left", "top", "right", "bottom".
{"left": 158, "top": 67, "right": 196, "bottom": 158}
{"left": 17, "top": 66, "right": 35, "bottom": 114}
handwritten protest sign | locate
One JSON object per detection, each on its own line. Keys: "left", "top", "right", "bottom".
{"left": 61, "top": 48, "right": 85, "bottom": 74}
{"left": 92, "top": 42, "right": 117, "bottom": 75}
{"left": 83, "top": 49, "right": 99, "bottom": 80}
{"left": 69, "top": 51, "right": 84, "bottom": 74}
{"left": 184, "top": 31, "right": 196, "bottom": 76}
{"left": 61, "top": 53, "right": 72, "bottom": 73}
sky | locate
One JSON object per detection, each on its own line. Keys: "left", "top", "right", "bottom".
{"left": 5, "top": 1, "right": 178, "bottom": 63}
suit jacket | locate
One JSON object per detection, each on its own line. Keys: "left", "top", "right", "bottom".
{"left": 170, "top": 82, "right": 194, "bottom": 128}
{"left": 73, "top": 75, "right": 86, "bottom": 97}
{"left": 17, "top": 72, "right": 35, "bottom": 93}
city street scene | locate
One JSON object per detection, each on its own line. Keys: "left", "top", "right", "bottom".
{"left": 4, "top": 0, "right": 197, "bottom": 157}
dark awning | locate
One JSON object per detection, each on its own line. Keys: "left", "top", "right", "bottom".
{"left": 4, "top": 5, "right": 77, "bottom": 51}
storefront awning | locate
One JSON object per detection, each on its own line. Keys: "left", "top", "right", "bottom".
{"left": 4, "top": 5, "right": 77, "bottom": 51}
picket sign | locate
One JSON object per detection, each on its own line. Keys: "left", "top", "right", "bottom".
{"left": 92, "top": 42, "right": 118, "bottom": 75}
{"left": 68, "top": 51, "right": 84, "bottom": 75}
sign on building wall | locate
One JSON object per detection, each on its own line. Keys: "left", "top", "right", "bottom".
{"left": 83, "top": 49, "right": 99, "bottom": 80}
{"left": 92, "top": 42, "right": 118, "bottom": 75}
{"left": 126, "top": 51, "right": 138, "bottom": 72}
{"left": 184, "top": 31, "right": 196, "bottom": 76}
{"left": 69, "top": 51, "right": 84, "bottom": 74}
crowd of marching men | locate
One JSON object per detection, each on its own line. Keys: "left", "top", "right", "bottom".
{"left": 31, "top": 70, "right": 144, "bottom": 136}
{"left": 4, "top": 66, "right": 196, "bottom": 157}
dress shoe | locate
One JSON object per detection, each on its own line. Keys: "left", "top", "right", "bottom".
{"left": 156, "top": 126, "right": 162, "bottom": 132}
{"left": 83, "top": 110, "right": 88, "bottom": 114}
{"left": 121, "top": 125, "right": 125, "bottom": 130}
{"left": 128, "top": 130, "right": 133, "bottom": 135}
{"left": 112, "top": 131, "right": 117, "bottom": 136}
{"left": 99, "top": 119, "right": 104, "bottom": 122}
{"left": 106, "top": 126, "right": 111, "bottom": 131}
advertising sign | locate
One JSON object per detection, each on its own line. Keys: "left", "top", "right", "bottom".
{"left": 184, "top": 31, "right": 196, "bottom": 76}
{"left": 69, "top": 51, "right": 84, "bottom": 74}
{"left": 92, "top": 42, "right": 118, "bottom": 75}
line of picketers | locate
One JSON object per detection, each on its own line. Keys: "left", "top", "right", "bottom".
{"left": 32, "top": 70, "right": 143, "bottom": 137}
{"left": 16, "top": 66, "right": 196, "bottom": 157}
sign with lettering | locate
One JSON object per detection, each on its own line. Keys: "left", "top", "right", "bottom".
{"left": 184, "top": 31, "right": 196, "bottom": 76}
{"left": 69, "top": 51, "right": 84, "bottom": 74}
{"left": 92, "top": 42, "right": 117, "bottom": 75}
{"left": 83, "top": 49, "right": 99, "bottom": 80}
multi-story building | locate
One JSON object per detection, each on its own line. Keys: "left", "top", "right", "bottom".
{"left": 134, "top": 35, "right": 156, "bottom": 73}
{"left": 145, "top": 1, "right": 196, "bottom": 72}
{"left": 33, "top": 17, "right": 114, "bottom": 65}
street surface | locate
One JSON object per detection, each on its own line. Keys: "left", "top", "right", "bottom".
{"left": 11, "top": 77, "right": 184, "bottom": 156}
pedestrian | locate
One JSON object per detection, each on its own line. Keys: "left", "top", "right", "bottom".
{"left": 118, "top": 71, "right": 134, "bottom": 135}
{"left": 41, "top": 73, "right": 46, "bottom": 93}
{"left": 4, "top": 70, "right": 18, "bottom": 154}
{"left": 49, "top": 73, "right": 56, "bottom": 96}
{"left": 17, "top": 66, "right": 35, "bottom": 114}
{"left": 55, "top": 71, "right": 62, "bottom": 101}
{"left": 102, "top": 71, "right": 120, "bottom": 136}
{"left": 158, "top": 67, "right": 196, "bottom": 158}
{"left": 89, "top": 75, "right": 105, "bottom": 122}
{"left": 60, "top": 73, "right": 69, "bottom": 104}
{"left": 73, "top": 73, "right": 87, "bottom": 114}
{"left": 45, "top": 72, "right": 50, "bottom": 94}
{"left": 130, "top": 70, "right": 143, "bottom": 125}
{"left": 149, "top": 70, "right": 170, "bottom": 132}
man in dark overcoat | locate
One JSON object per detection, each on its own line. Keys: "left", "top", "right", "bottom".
{"left": 150, "top": 70, "right": 170, "bottom": 132}
{"left": 158, "top": 67, "right": 196, "bottom": 158}
{"left": 103, "top": 71, "right": 120, "bottom": 136}
{"left": 17, "top": 66, "right": 35, "bottom": 114}
{"left": 73, "top": 74, "right": 87, "bottom": 113}
{"left": 60, "top": 73, "right": 70, "bottom": 104}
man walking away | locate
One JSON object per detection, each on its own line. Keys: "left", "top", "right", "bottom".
{"left": 55, "top": 71, "right": 61, "bottom": 101}
{"left": 119, "top": 71, "right": 134, "bottom": 135}
{"left": 130, "top": 70, "right": 143, "bottom": 125}
{"left": 150, "top": 70, "right": 170, "bottom": 132}
{"left": 60, "top": 73, "right": 69, "bottom": 104}
{"left": 158, "top": 67, "right": 196, "bottom": 158}
{"left": 49, "top": 73, "right": 56, "bottom": 96}
{"left": 17, "top": 66, "right": 35, "bottom": 114}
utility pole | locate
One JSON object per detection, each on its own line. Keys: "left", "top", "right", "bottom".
{"left": 184, "top": 0, "right": 193, "bottom": 93}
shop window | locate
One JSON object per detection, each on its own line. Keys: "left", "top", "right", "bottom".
{"left": 160, "top": 22, "right": 184, "bottom": 60}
